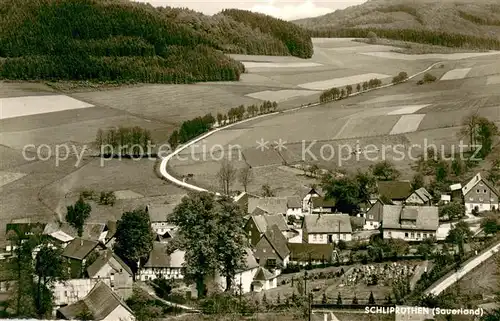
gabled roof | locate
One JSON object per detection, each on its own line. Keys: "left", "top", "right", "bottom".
{"left": 146, "top": 203, "right": 177, "bottom": 223}
{"left": 105, "top": 220, "right": 117, "bottom": 241}
{"left": 44, "top": 222, "right": 106, "bottom": 242}
{"left": 303, "top": 214, "right": 352, "bottom": 234}
{"left": 412, "top": 187, "right": 432, "bottom": 203}
{"left": 248, "top": 197, "right": 288, "bottom": 214}
{"left": 143, "top": 242, "right": 184, "bottom": 268}
{"left": 450, "top": 183, "right": 462, "bottom": 191}
{"left": 62, "top": 238, "right": 100, "bottom": 260}
{"left": 239, "top": 248, "right": 259, "bottom": 272}
{"left": 382, "top": 205, "right": 438, "bottom": 231}
{"left": 249, "top": 214, "right": 288, "bottom": 233}
{"left": 251, "top": 207, "right": 267, "bottom": 216}
{"left": 377, "top": 181, "right": 412, "bottom": 200}
{"left": 87, "top": 250, "right": 132, "bottom": 278}
{"left": 254, "top": 267, "right": 275, "bottom": 281}
{"left": 310, "top": 196, "right": 336, "bottom": 208}
{"left": 366, "top": 199, "right": 384, "bottom": 222}
{"left": 294, "top": 186, "right": 322, "bottom": 200}
{"left": 288, "top": 243, "right": 335, "bottom": 262}
{"left": 462, "top": 173, "right": 499, "bottom": 197}
{"left": 57, "top": 281, "right": 134, "bottom": 320}
{"left": 286, "top": 196, "right": 302, "bottom": 209}
{"left": 261, "top": 225, "right": 290, "bottom": 260}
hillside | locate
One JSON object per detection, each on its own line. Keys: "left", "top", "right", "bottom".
{"left": 0, "top": 0, "right": 313, "bottom": 84}
{"left": 294, "top": 0, "right": 500, "bottom": 49}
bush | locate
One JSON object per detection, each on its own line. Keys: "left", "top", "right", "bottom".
{"left": 80, "top": 190, "right": 97, "bottom": 201}
{"left": 392, "top": 71, "right": 408, "bottom": 84}
{"left": 423, "top": 73, "right": 437, "bottom": 83}
{"left": 99, "top": 191, "right": 116, "bottom": 206}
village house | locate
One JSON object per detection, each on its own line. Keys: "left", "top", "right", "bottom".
{"left": 253, "top": 225, "right": 290, "bottom": 269}
{"left": 375, "top": 181, "right": 412, "bottom": 204}
{"left": 461, "top": 173, "right": 499, "bottom": 214}
{"left": 53, "top": 278, "right": 111, "bottom": 309}
{"left": 244, "top": 214, "right": 289, "bottom": 246}
{"left": 294, "top": 186, "right": 321, "bottom": 213}
{"left": 364, "top": 199, "right": 384, "bottom": 230}
{"left": 251, "top": 267, "right": 278, "bottom": 292}
{"left": 137, "top": 242, "right": 185, "bottom": 281}
{"left": 57, "top": 281, "right": 135, "bottom": 321}
{"left": 212, "top": 248, "right": 261, "bottom": 294}
{"left": 286, "top": 196, "right": 303, "bottom": 217}
{"left": 104, "top": 220, "right": 117, "bottom": 248}
{"left": 302, "top": 214, "right": 352, "bottom": 244}
{"left": 62, "top": 238, "right": 106, "bottom": 278}
{"left": 405, "top": 187, "right": 433, "bottom": 205}
{"left": 381, "top": 205, "right": 439, "bottom": 241}
{"left": 287, "top": 243, "right": 336, "bottom": 266}
{"left": 248, "top": 197, "right": 288, "bottom": 215}
{"left": 308, "top": 196, "right": 336, "bottom": 214}
{"left": 146, "top": 203, "right": 177, "bottom": 236}
{"left": 44, "top": 222, "right": 108, "bottom": 243}
{"left": 86, "top": 250, "right": 133, "bottom": 300}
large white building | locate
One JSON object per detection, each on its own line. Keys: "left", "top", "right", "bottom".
{"left": 302, "top": 214, "right": 352, "bottom": 244}
{"left": 146, "top": 203, "right": 178, "bottom": 236}
{"left": 381, "top": 205, "right": 439, "bottom": 241}
{"left": 461, "top": 173, "right": 499, "bottom": 214}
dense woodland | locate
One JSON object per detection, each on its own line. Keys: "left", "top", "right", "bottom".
{"left": 308, "top": 28, "right": 500, "bottom": 50}
{"left": 0, "top": 0, "right": 313, "bottom": 83}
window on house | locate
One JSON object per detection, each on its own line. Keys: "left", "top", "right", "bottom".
{"left": 256, "top": 258, "right": 260, "bottom": 264}
{"left": 423, "top": 233, "right": 427, "bottom": 238}
{"left": 405, "top": 233, "right": 409, "bottom": 238}
{"left": 417, "top": 233, "right": 421, "bottom": 238}
{"left": 388, "top": 231, "right": 392, "bottom": 237}
{"left": 484, "top": 190, "right": 487, "bottom": 193}
{"left": 249, "top": 231, "right": 252, "bottom": 236}
{"left": 479, "top": 198, "right": 483, "bottom": 202}
{"left": 411, "top": 232, "right": 415, "bottom": 238}
{"left": 477, "top": 189, "right": 480, "bottom": 193}
{"left": 267, "top": 259, "right": 276, "bottom": 267}
{"left": 469, "top": 197, "right": 473, "bottom": 201}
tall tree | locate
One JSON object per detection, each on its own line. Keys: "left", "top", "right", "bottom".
{"left": 439, "top": 202, "right": 465, "bottom": 221}
{"left": 446, "top": 221, "right": 472, "bottom": 258}
{"left": 321, "top": 174, "right": 360, "bottom": 214}
{"left": 66, "top": 196, "right": 91, "bottom": 237}
{"left": 355, "top": 170, "right": 376, "bottom": 204}
{"left": 217, "top": 159, "right": 237, "bottom": 195}
{"left": 215, "top": 197, "right": 247, "bottom": 291}
{"left": 411, "top": 173, "right": 425, "bottom": 191}
{"left": 459, "top": 112, "right": 480, "bottom": 151}
{"left": 370, "top": 160, "right": 400, "bottom": 181}
{"left": 261, "top": 184, "right": 275, "bottom": 197}
{"left": 238, "top": 166, "right": 253, "bottom": 192}
{"left": 356, "top": 83, "right": 361, "bottom": 92}
{"left": 168, "top": 192, "right": 219, "bottom": 298}
{"left": 346, "top": 85, "right": 353, "bottom": 97}
{"left": 114, "top": 208, "right": 154, "bottom": 276}
{"left": 476, "top": 118, "right": 499, "bottom": 159}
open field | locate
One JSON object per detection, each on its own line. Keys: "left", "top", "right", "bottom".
{"left": 245, "top": 89, "right": 320, "bottom": 102}
{"left": 440, "top": 68, "right": 472, "bottom": 80}
{"left": 298, "top": 73, "right": 392, "bottom": 90}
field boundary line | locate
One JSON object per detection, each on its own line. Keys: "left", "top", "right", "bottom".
{"left": 159, "top": 61, "right": 444, "bottom": 194}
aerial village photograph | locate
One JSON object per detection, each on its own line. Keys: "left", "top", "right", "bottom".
{"left": 0, "top": 0, "right": 499, "bottom": 320}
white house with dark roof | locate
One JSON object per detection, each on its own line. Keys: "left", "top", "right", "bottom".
{"left": 405, "top": 187, "right": 432, "bottom": 205}
{"left": 308, "top": 196, "right": 336, "bottom": 214}
{"left": 302, "top": 214, "right": 352, "bottom": 244}
{"left": 137, "top": 242, "right": 185, "bottom": 281}
{"left": 57, "top": 281, "right": 134, "bottom": 321}
{"left": 294, "top": 187, "right": 321, "bottom": 213}
{"left": 251, "top": 267, "right": 278, "bottom": 292}
{"left": 461, "top": 173, "right": 499, "bottom": 214}
{"left": 146, "top": 203, "right": 178, "bottom": 236}
{"left": 286, "top": 196, "right": 303, "bottom": 217}
{"left": 381, "top": 205, "right": 439, "bottom": 241}
{"left": 364, "top": 199, "right": 384, "bottom": 230}
{"left": 212, "top": 248, "right": 261, "bottom": 294}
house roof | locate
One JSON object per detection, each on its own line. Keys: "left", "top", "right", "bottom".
{"left": 294, "top": 186, "right": 322, "bottom": 199}
{"left": 87, "top": 250, "right": 133, "bottom": 278}
{"left": 248, "top": 197, "right": 287, "bottom": 214}
{"left": 57, "top": 281, "right": 134, "bottom": 320}
{"left": 62, "top": 238, "right": 100, "bottom": 260}
{"left": 413, "top": 187, "right": 432, "bottom": 203}
{"left": 310, "top": 196, "right": 336, "bottom": 208}
{"left": 286, "top": 196, "right": 302, "bottom": 209}
{"left": 462, "top": 173, "right": 500, "bottom": 197}
{"left": 50, "top": 230, "right": 74, "bottom": 243}
{"left": 288, "top": 243, "right": 335, "bottom": 261}
{"left": 250, "top": 214, "right": 288, "bottom": 233}
{"left": 262, "top": 225, "right": 290, "bottom": 260}
{"left": 105, "top": 220, "right": 117, "bottom": 240}
{"left": 382, "top": 205, "right": 439, "bottom": 231}
{"left": 146, "top": 203, "right": 177, "bottom": 223}
{"left": 377, "top": 181, "right": 412, "bottom": 200}
{"left": 240, "top": 248, "right": 259, "bottom": 272}
{"left": 44, "top": 222, "right": 106, "bottom": 242}
{"left": 441, "top": 195, "right": 451, "bottom": 202}
{"left": 366, "top": 199, "right": 384, "bottom": 222}
{"left": 254, "top": 267, "right": 275, "bottom": 281}
{"left": 303, "top": 214, "right": 352, "bottom": 234}
{"left": 251, "top": 207, "right": 267, "bottom": 216}
{"left": 143, "top": 242, "right": 185, "bottom": 268}
{"left": 450, "top": 183, "right": 462, "bottom": 191}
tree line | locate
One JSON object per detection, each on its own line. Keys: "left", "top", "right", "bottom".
{"left": 168, "top": 101, "right": 278, "bottom": 149}
{"left": 0, "top": 0, "right": 313, "bottom": 83}
{"left": 319, "top": 78, "right": 383, "bottom": 103}
{"left": 95, "top": 126, "right": 153, "bottom": 156}
{"left": 308, "top": 28, "right": 500, "bottom": 50}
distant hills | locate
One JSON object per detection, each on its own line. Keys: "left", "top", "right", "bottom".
{"left": 0, "top": 0, "right": 313, "bottom": 84}
{"left": 294, "top": 0, "right": 500, "bottom": 49}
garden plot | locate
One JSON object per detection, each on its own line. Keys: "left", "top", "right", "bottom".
{"left": 387, "top": 104, "right": 431, "bottom": 115}
{"left": 440, "top": 68, "right": 472, "bottom": 80}
{"left": 245, "top": 89, "right": 320, "bottom": 102}
{"left": 361, "top": 51, "right": 500, "bottom": 61}
{"left": 0, "top": 171, "right": 26, "bottom": 188}
{"left": 487, "top": 75, "right": 500, "bottom": 85}
{"left": 334, "top": 115, "right": 400, "bottom": 139}
{"left": 389, "top": 114, "right": 426, "bottom": 135}
{"left": 0, "top": 95, "right": 94, "bottom": 120}
{"left": 417, "top": 110, "right": 468, "bottom": 131}
{"left": 298, "top": 73, "right": 391, "bottom": 90}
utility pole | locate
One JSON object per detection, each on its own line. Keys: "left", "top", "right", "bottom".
{"left": 308, "top": 292, "right": 313, "bottom": 321}
{"left": 304, "top": 270, "right": 308, "bottom": 296}
{"left": 239, "top": 279, "right": 242, "bottom": 315}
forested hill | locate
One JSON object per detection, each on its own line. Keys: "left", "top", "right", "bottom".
{"left": 294, "top": 0, "right": 500, "bottom": 50}
{"left": 0, "top": 0, "right": 313, "bottom": 84}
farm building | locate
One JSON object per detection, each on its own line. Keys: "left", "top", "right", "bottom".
{"left": 53, "top": 278, "right": 112, "bottom": 309}
{"left": 86, "top": 250, "right": 133, "bottom": 300}
{"left": 56, "top": 281, "right": 135, "bottom": 321}
{"left": 138, "top": 242, "right": 185, "bottom": 281}
{"left": 302, "top": 214, "right": 352, "bottom": 244}
{"left": 286, "top": 196, "right": 303, "bottom": 217}
{"left": 43, "top": 222, "right": 108, "bottom": 243}
{"left": 461, "top": 173, "right": 499, "bottom": 214}
{"left": 308, "top": 196, "right": 336, "bottom": 214}
{"left": 244, "top": 214, "right": 289, "bottom": 246}
{"left": 287, "top": 243, "right": 336, "bottom": 266}
{"left": 405, "top": 187, "right": 432, "bottom": 205}
{"left": 62, "top": 238, "right": 106, "bottom": 278}
{"left": 253, "top": 225, "right": 290, "bottom": 269}
{"left": 375, "top": 181, "right": 412, "bottom": 204}
{"left": 294, "top": 186, "right": 322, "bottom": 213}
{"left": 146, "top": 203, "right": 178, "bottom": 236}
{"left": 381, "top": 205, "right": 439, "bottom": 241}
